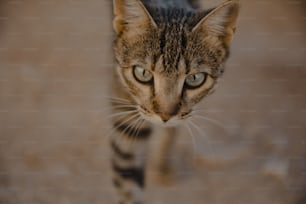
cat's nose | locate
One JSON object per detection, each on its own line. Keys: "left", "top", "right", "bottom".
{"left": 159, "top": 113, "right": 171, "bottom": 122}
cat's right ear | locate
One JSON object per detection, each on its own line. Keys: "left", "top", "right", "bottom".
{"left": 113, "top": 0, "right": 156, "bottom": 34}
{"left": 192, "top": 0, "right": 240, "bottom": 47}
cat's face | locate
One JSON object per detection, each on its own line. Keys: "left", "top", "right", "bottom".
{"left": 113, "top": 0, "right": 239, "bottom": 126}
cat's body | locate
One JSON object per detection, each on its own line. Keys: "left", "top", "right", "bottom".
{"left": 111, "top": 0, "right": 239, "bottom": 203}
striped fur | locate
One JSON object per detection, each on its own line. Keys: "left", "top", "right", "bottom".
{"left": 111, "top": 0, "right": 240, "bottom": 203}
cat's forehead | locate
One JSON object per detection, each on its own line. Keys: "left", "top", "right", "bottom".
{"left": 120, "top": 20, "right": 224, "bottom": 76}
{"left": 153, "top": 55, "right": 186, "bottom": 75}
{"left": 132, "top": 25, "right": 213, "bottom": 75}
{"left": 157, "top": 23, "right": 187, "bottom": 74}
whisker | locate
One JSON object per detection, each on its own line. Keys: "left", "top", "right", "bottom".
{"left": 136, "top": 119, "right": 145, "bottom": 139}
{"left": 184, "top": 122, "right": 198, "bottom": 155}
{"left": 193, "top": 108, "right": 207, "bottom": 111}
{"left": 110, "top": 100, "right": 133, "bottom": 105}
{"left": 111, "top": 104, "right": 138, "bottom": 110}
{"left": 106, "top": 97, "right": 135, "bottom": 106}
{"left": 77, "top": 96, "right": 137, "bottom": 144}
{"left": 86, "top": 104, "right": 135, "bottom": 115}
{"left": 101, "top": 95, "right": 132, "bottom": 103}
{"left": 98, "top": 96, "right": 133, "bottom": 107}
{"left": 117, "top": 115, "right": 141, "bottom": 148}
{"left": 188, "top": 119, "right": 216, "bottom": 160}
{"left": 106, "top": 110, "right": 139, "bottom": 119}
{"left": 193, "top": 108, "right": 222, "bottom": 112}
{"left": 135, "top": 118, "right": 145, "bottom": 141}
{"left": 128, "top": 117, "right": 144, "bottom": 148}
{"left": 193, "top": 114, "right": 225, "bottom": 130}
{"left": 105, "top": 113, "right": 140, "bottom": 142}
{"left": 113, "top": 113, "right": 140, "bottom": 133}
{"left": 111, "top": 104, "right": 136, "bottom": 107}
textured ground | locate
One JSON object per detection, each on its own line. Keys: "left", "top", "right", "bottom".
{"left": 0, "top": 0, "right": 305, "bottom": 204}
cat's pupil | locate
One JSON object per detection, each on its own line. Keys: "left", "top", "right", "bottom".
{"left": 142, "top": 70, "right": 147, "bottom": 77}
{"left": 133, "top": 66, "right": 153, "bottom": 83}
{"left": 185, "top": 73, "right": 206, "bottom": 88}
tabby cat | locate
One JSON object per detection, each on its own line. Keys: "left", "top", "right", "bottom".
{"left": 110, "top": 0, "right": 240, "bottom": 203}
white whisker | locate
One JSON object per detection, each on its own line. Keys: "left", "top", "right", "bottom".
{"left": 184, "top": 122, "right": 197, "bottom": 154}
{"left": 188, "top": 119, "right": 216, "bottom": 160}
{"left": 128, "top": 117, "right": 144, "bottom": 148}
{"left": 111, "top": 98, "right": 131, "bottom": 103}
{"left": 102, "top": 95, "right": 132, "bottom": 103}
{"left": 193, "top": 108, "right": 222, "bottom": 113}
{"left": 117, "top": 115, "right": 141, "bottom": 148}
{"left": 111, "top": 104, "right": 138, "bottom": 109}
{"left": 193, "top": 114, "right": 225, "bottom": 130}
{"left": 105, "top": 113, "right": 140, "bottom": 142}
{"left": 110, "top": 101, "right": 134, "bottom": 106}
{"left": 88, "top": 102, "right": 135, "bottom": 116}
{"left": 106, "top": 110, "right": 139, "bottom": 119}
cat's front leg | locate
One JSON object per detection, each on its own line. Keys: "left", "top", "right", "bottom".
{"left": 155, "top": 127, "right": 177, "bottom": 183}
{"left": 110, "top": 114, "right": 152, "bottom": 204}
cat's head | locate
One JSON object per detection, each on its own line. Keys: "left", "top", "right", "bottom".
{"left": 113, "top": 0, "right": 240, "bottom": 126}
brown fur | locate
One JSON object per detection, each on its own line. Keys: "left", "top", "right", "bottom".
{"left": 113, "top": 0, "right": 239, "bottom": 121}
{"left": 111, "top": 0, "right": 240, "bottom": 203}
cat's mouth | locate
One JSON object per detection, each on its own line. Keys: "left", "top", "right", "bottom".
{"left": 138, "top": 106, "right": 191, "bottom": 127}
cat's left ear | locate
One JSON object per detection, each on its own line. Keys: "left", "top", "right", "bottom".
{"left": 193, "top": 0, "right": 240, "bottom": 46}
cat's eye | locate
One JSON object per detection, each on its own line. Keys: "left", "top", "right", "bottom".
{"left": 133, "top": 66, "right": 153, "bottom": 83}
{"left": 185, "top": 73, "right": 207, "bottom": 88}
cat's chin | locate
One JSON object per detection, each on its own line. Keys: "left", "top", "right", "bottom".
{"left": 153, "top": 120, "right": 179, "bottom": 127}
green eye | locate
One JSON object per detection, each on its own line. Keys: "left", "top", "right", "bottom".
{"left": 185, "top": 73, "right": 207, "bottom": 88}
{"left": 133, "top": 66, "right": 153, "bottom": 83}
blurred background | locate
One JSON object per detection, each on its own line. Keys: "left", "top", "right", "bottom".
{"left": 0, "top": 0, "right": 305, "bottom": 203}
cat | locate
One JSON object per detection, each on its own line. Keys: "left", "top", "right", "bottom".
{"left": 110, "top": 0, "right": 240, "bottom": 203}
